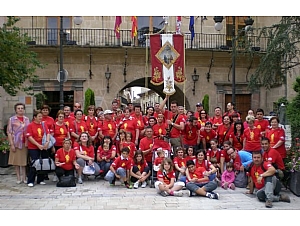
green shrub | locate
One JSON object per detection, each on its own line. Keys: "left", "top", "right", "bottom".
{"left": 84, "top": 88, "right": 95, "bottom": 115}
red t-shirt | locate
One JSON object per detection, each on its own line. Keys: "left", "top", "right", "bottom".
{"left": 182, "top": 124, "right": 199, "bottom": 146}
{"left": 195, "top": 159, "right": 211, "bottom": 171}
{"left": 265, "top": 128, "right": 286, "bottom": 159}
{"left": 111, "top": 156, "right": 132, "bottom": 170}
{"left": 99, "top": 119, "right": 117, "bottom": 139}
{"left": 254, "top": 119, "right": 269, "bottom": 133}
{"left": 249, "top": 161, "right": 273, "bottom": 190}
{"left": 42, "top": 116, "right": 55, "bottom": 130}
{"left": 132, "top": 114, "right": 145, "bottom": 139}
{"left": 210, "top": 116, "right": 223, "bottom": 129}
{"left": 84, "top": 116, "right": 98, "bottom": 136}
{"left": 244, "top": 127, "right": 262, "bottom": 151}
{"left": 51, "top": 122, "right": 69, "bottom": 147}
{"left": 263, "top": 148, "right": 285, "bottom": 170}
{"left": 26, "top": 122, "right": 49, "bottom": 149}
{"left": 119, "top": 116, "right": 139, "bottom": 142}
{"left": 200, "top": 129, "right": 217, "bottom": 145}
{"left": 185, "top": 156, "right": 196, "bottom": 163}
{"left": 133, "top": 161, "right": 148, "bottom": 173}
{"left": 55, "top": 148, "right": 76, "bottom": 170}
{"left": 187, "top": 166, "right": 209, "bottom": 183}
{"left": 152, "top": 122, "right": 168, "bottom": 137}
{"left": 173, "top": 156, "right": 186, "bottom": 168}
{"left": 73, "top": 142, "right": 94, "bottom": 158}
{"left": 121, "top": 141, "right": 136, "bottom": 159}
{"left": 69, "top": 120, "right": 88, "bottom": 144}
{"left": 139, "top": 137, "right": 154, "bottom": 162}
{"left": 97, "top": 145, "right": 116, "bottom": 159}
{"left": 206, "top": 148, "right": 221, "bottom": 163}
{"left": 154, "top": 156, "right": 165, "bottom": 166}
{"left": 63, "top": 115, "right": 75, "bottom": 128}
{"left": 229, "top": 132, "right": 245, "bottom": 151}
{"left": 216, "top": 124, "right": 233, "bottom": 146}
{"left": 164, "top": 110, "right": 186, "bottom": 138}
{"left": 220, "top": 149, "right": 231, "bottom": 164}
{"left": 157, "top": 170, "right": 176, "bottom": 185}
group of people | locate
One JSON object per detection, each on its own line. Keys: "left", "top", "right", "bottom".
{"left": 5, "top": 97, "right": 291, "bottom": 208}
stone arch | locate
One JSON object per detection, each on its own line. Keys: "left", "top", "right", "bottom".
{"left": 120, "top": 77, "right": 191, "bottom": 110}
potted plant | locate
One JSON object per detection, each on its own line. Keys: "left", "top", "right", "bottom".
{"left": 0, "top": 128, "right": 10, "bottom": 168}
{"left": 285, "top": 137, "right": 300, "bottom": 196}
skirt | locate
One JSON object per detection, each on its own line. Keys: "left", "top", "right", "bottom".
{"left": 8, "top": 146, "right": 28, "bottom": 166}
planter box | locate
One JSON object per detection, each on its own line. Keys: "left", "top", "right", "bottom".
{"left": 290, "top": 171, "right": 300, "bottom": 197}
{"left": 0, "top": 151, "right": 10, "bottom": 168}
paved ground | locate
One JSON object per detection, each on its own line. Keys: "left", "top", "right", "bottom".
{"left": 1, "top": 166, "right": 299, "bottom": 211}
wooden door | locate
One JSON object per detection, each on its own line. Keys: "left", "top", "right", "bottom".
{"left": 225, "top": 94, "right": 251, "bottom": 121}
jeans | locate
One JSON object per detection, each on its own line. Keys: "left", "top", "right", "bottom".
{"left": 98, "top": 160, "right": 113, "bottom": 175}
{"left": 27, "top": 149, "right": 49, "bottom": 184}
{"left": 186, "top": 180, "right": 218, "bottom": 193}
{"left": 104, "top": 167, "right": 127, "bottom": 183}
{"left": 256, "top": 176, "right": 281, "bottom": 202}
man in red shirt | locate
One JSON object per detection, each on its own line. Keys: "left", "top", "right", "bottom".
{"left": 63, "top": 106, "right": 75, "bottom": 128}
{"left": 98, "top": 110, "right": 118, "bottom": 143}
{"left": 223, "top": 102, "right": 240, "bottom": 119}
{"left": 159, "top": 95, "right": 185, "bottom": 152}
{"left": 182, "top": 116, "right": 200, "bottom": 150}
{"left": 132, "top": 105, "right": 145, "bottom": 141}
{"left": 139, "top": 126, "right": 154, "bottom": 169}
{"left": 152, "top": 113, "right": 168, "bottom": 138}
{"left": 211, "top": 106, "right": 223, "bottom": 130}
{"left": 261, "top": 137, "right": 285, "bottom": 175}
{"left": 254, "top": 108, "right": 269, "bottom": 136}
{"left": 104, "top": 146, "right": 131, "bottom": 188}
{"left": 246, "top": 151, "right": 290, "bottom": 208}
{"left": 185, "top": 160, "right": 219, "bottom": 199}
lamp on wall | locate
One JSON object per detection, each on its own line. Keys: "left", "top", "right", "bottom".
{"left": 105, "top": 65, "right": 111, "bottom": 93}
{"left": 191, "top": 68, "right": 199, "bottom": 95}
{"left": 123, "top": 48, "right": 128, "bottom": 83}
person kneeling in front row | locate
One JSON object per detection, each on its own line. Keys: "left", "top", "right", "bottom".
{"left": 185, "top": 160, "right": 219, "bottom": 199}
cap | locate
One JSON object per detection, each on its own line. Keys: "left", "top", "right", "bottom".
{"left": 103, "top": 110, "right": 113, "bottom": 114}
{"left": 196, "top": 103, "right": 203, "bottom": 107}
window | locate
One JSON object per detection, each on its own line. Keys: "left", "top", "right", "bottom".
{"left": 137, "top": 16, "right": 164, "bottom": 46}
{"left": 225, "top": 16, "right": 248, "bottom": 48}
{"left": 47, "top": 16, "right": 71, "bottom": 45}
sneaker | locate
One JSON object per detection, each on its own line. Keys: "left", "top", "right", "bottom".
{"left": 52, "top": 175, "right": 58, "bottom": 182}
{"left": 16, "top": 180, "right": 22, "bottom": 184}
{"left": 141, "top": 181, "right": 147, "bottom": 188}
{"left": 173, "top": 191, "right": 183, "bottom": 197}
{"left": 124, "top": 182, "right": 131, "bottom": 189}
{"left": 39, "top": 182, "right": 46, "bottom": 185}
{"left": 78, "top": 177, "right": 83, "bottom": 184}
{"left": 27, "top": 183, "right": 34, "bottom": 187}
{"left": 265, "top": 200, "right": 273, "bottom": 208}
{"left": 109, "top": 182, "right": 115, "bottom": 186}
{"left": 133, "top": 181, "right": 139, "bottom": 189}
{"left": 213, "top": 193, "right": 220, "bottom": 200}
{"left": 279, "top": 194, "right": 291, "bottom": 203}
{"left": 182, "top": 190, "right": 191, "bottom": 197}
{"left": 207, "top": 192, "right": 219, "bottom": 199}
{"left": 99, "top": 169, "right": 104, "bottom": 174}
{"left": 159, "top": 191, "right": 168, "bottom": 197}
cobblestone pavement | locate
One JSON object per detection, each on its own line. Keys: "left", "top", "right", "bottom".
{"left": 0, "top": 166, "right": 299, "bottom": 210}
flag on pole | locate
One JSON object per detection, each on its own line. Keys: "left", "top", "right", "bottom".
{"left": 114, "top": 16, "right": 122, "bottom": 39}
{"left": 176, "top": 16, "right": 181, "bottom": 34}
{"left": 131, "top": 16, "right": 137, "bottom": 38}
{"left": 150, "top": 34, "right": 185, "bottom": 96}
{"left": 189, "top": 16, "right": 195, "bottom": 41}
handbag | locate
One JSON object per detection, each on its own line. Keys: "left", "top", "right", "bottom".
{"left": 41, "top": 122, "right": 56, "bottom": 149}
{"left": 83, "top": 163, "right": 96, "bottom": 175}
{"left": 32, "top": 157, "right": 56, "bottom": 172}
{"left": 56, "top": 175, "right": 76, "bottom": 187}
{"left": 234, "top": 171, "right": 248, "bottom": 188}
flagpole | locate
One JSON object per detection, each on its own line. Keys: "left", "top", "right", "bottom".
{"left": 183, "top": 34, "right": 186, "bottom": 111}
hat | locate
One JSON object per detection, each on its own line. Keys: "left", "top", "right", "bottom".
{"left": 103, "top": 110, "right": 113, "bottom": 114}
{"left": 196, "top": 103, "right": 203, "bottom": 107}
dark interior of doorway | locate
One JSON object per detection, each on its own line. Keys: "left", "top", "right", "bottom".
{"left": 225, "top": 94, "right": 251, "bottom": 122}
{"left": 43, "top": 91, "right": 74, "bottom": 119}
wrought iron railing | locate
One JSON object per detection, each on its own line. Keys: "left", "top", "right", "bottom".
{"left": 16, "top": 28, "right": 268, "bottom": 52}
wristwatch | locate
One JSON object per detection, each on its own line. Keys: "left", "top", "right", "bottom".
{"left": 171, "top": 122, "right": 174, "bottom": 126}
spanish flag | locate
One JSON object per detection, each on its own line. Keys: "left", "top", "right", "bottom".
{"left": 131, "top": 16, "right": 137, "bottom": 38}
{"left": 114, "top": 16, "right": 122, "bottom": 39}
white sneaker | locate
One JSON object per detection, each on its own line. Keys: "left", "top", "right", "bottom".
{"left": 133, "top": 181, "right": 139, "bottom": 189}
{"left": 39, "top": 182, "right": 46, "bottom": 185}
{"left": 78, "top": 177, "right": 83, "bottom": 184}
{"left": 27, "top": 183, "right": 34, "bottom": 187}
{"left": 173, "top": 191, "right": 183, "bottom": 197}
{"left": 52, "top": 175, "right": 58, "bottom": 182}
{"left": 141, "top": 181, "right": 147, "bottom": 188}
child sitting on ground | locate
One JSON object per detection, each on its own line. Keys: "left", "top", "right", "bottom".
{"left": 221, "top": 162, "right": 235, "bottom": 190}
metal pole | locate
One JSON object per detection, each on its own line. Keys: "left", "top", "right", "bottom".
{"left": 232, "top": 16, "right": 236, "bottom": 104}
{"left": 59, "top": 16, "right": 64, "bottom": 110}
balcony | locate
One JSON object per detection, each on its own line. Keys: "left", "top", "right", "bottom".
{"left": 16, "top": 28, "right": 268, "bottom": 52}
